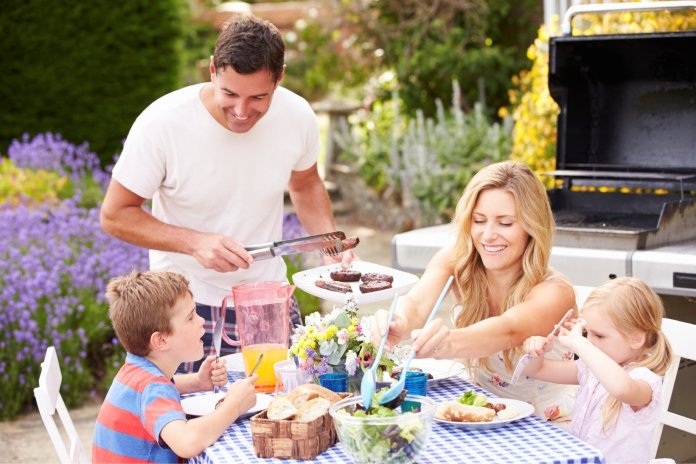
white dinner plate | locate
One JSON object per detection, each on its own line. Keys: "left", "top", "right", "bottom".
{"left": 221, "top": 352, "right": 245, "bottom": 373}
{"left": 434, "top": 397, "right": 535, "bottom": 430}
{"left": 377, "top": 358, "right": 468, "bottom": 387}
{"left": 410, "top": 358, "right": 468, "bottom": 386}
{"left": 292, "top": 261, "right": 419, "bottom": 304}
{"left": 181, "top": 392, "right": 274, "bottom": 418}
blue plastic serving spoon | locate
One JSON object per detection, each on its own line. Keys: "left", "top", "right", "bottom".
{"left": 378, "top": 275, "right": 454, "bottom": 406}
{"left": 360, "top": 294, "right": 399, "bottom": 410}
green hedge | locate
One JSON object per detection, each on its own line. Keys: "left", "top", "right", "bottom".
{"left": 0, "top": 0, "right": 187, "bottom": 165}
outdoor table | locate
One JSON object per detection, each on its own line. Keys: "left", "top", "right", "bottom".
{"left": 187, "top": 372, "right": 605, "bottom": 464}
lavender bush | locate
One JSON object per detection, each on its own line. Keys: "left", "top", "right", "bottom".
{"left": 0, "top": 134, "right": 147, "bottom": 420}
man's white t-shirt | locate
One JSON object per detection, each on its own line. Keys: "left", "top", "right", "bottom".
{"left": 112, "top": 83, "right": 319, "bottom": 305}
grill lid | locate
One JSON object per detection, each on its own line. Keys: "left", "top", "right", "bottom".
{"left": 548, "top": 31, "right": 696, "bottom": 191}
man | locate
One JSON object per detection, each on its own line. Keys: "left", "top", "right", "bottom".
{"left": 100, "top": 15, "right": 352, "bottom": 371}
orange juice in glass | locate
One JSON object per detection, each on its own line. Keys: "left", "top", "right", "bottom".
{"left": 242, "top": 343, "right": 288, "bottom": 392}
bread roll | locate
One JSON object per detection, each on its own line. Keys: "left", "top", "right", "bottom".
{"left": 435, "top": 401, "right": 496, "bottom": 422}
{"left": 288, "top": 384, "right": 342, "bottom": 408}
{"left": 296, "top": 397, "right": 331, "bottom": 422}
{"left": 266, "top": 395, "right": 298, "bottom": 420}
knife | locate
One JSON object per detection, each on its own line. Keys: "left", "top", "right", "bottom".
{"left": 212, "top": 312, "right": 224, "bottom": 393}
{"left": 245, "top": 231, "right": 348, "bottom": 260}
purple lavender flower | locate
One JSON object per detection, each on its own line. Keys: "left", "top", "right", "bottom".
{"left": 0, "top": 133, "right": 147, "bottom": 420}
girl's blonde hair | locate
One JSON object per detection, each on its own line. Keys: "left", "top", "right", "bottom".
{"left": 451, "top": 160, "right": 555, "bottom": 370}
{"left": 582, "top": 277, "right": 672, "bottom": 431}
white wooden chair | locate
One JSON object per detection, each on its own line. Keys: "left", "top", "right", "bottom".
{"left": 651, "top": 318, "right": 696, "bottom": 459}
{"left": 33, "top": 346, "right": 88, "bottom": 464}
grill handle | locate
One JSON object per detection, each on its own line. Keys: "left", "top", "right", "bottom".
{"left": 562, "top": 1, "right": 696, "bottom": 35}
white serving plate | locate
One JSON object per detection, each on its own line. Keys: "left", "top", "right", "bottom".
{"left": 292, "top": 261, "right": 419, "bottom": 304}
{"left": 434, "top": 397, "right": 535, "bottom": 430}
{"left": 181, "top": 391, "right": 274, "bottom": 418}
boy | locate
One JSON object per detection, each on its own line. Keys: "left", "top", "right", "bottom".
{"left": 92, "top": 271, "right": 257, "bottom": 462}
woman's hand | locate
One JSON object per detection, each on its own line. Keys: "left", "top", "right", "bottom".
{"left": 410, "top": 318, "right": 451, "bottom": 359}
{"left": 372, "top": 310, "right": 410, "bottom": 348}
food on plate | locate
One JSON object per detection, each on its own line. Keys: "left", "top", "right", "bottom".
{"left": 265, "top": 384, "right": 342, "bottom": 422}
{"left": 495, "top": 405, "right": 520, "bottom": 420}
{"left": 359, "top": 280, "right": 393, "bottom": 293}
{"left": 315, "top": 280, "right": 352, "bottom": 293}
{"left": 457, "top": 389, "right": 489, "bottom": 407}
{"left": 390, "top": 367, "right": 434, "bottom": 381}
{"left": 435, "top": 401, "right": 496, "bottom": 422}
{"left": 330, "top": 269, "right": 362, "bottom": 282}
{"left": 360, "top": 272, "right": 394, "bottom": 283}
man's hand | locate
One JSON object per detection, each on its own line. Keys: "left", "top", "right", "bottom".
{"left": 191, "top": 233, "right": 252, "bottom": 272}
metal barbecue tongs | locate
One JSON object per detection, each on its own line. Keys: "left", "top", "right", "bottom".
{"left": 245, "top": 231, "right": 349, "bottom": 260}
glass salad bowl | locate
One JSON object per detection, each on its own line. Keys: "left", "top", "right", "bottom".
{"left": 329, "top": 394, "right": 436, "bottom": 464}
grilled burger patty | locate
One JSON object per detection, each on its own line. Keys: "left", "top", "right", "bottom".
{"left": 360, "top": 272, "right": 394, "bottom": 283}
{"left": 329, "top": 269, "right": 362, "bottom": 282}
{"left": 358, "top": 280, "right": 392, "bottom": 293}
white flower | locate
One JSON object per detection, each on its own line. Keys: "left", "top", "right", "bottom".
{"left": 304, "top": 311, "right": 324, "bottom": 331}
{"left": 344, "top": 350, "right": 358, "bottom": 376}
{"left": 357, "top": 316, "right": 372, "bottom": 343}
{"left": 387, "top": 344, "right": 410, "bottom": 364}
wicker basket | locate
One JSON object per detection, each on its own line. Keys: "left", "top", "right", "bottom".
{"left": 250, "top": 393, "right": 351, "bottom": 460}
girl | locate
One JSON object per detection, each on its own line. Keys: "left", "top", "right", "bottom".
{"left": 522, "top": 277, "right": 673, "bottom": 463}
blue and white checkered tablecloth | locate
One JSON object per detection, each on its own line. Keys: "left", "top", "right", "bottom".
{"left": 187, "top": 373, "right": 604, "bottom": 464}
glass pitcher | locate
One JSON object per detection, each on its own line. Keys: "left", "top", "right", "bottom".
{"left": 221, "top": 281, "right": 294, "bottom": 392}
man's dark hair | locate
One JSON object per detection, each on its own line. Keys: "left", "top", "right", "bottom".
{"left": 213, "top": 15, "right": 285, "bottom": 82}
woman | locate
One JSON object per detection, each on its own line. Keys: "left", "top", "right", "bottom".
{"left": 375, "top": 160, "right": 577, "bottom": 420}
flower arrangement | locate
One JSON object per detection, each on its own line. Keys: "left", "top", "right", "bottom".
{"left": 290, "top": 294, "right": 403, "bottom": 380}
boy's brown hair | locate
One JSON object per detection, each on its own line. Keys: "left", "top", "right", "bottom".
{"left": 106, "top": 270, "right": 192, "bottom": 356}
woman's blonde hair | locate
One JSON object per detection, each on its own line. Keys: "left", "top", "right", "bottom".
{"left": 106, "top": 270, "right": 192, "bottom": 356}
{"left": 451, "top": 160, "right": 555, "bottom": 370}
{"left": 582, "top": 277, "right": 672, "bottom": 431}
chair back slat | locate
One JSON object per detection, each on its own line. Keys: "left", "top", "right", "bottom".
{"left": 33, "top": 346, "right": 88, "bottom": 464}
{"left": 652, "top": 318, "right": 696, "bottom": 459}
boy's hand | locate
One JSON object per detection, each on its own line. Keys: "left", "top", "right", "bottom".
{"left": 523, "top": 335, "right": 553, "bottom": 358}
{"left": 197, "top": 355, "right": 228, "bottom": 391}
{"left": 223, "top": 375, "right": 258, "bottom": 416}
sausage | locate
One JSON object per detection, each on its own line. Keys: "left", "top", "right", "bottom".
{"left": 315, "top": 280, "right": 352, "bottom": 293}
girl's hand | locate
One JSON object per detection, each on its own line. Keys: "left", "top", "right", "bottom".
{"left": 557, "top": 318, "right": 587, "bottom": 353}
{"left": 523, "top": 335, "right": 551, "bottom": 358}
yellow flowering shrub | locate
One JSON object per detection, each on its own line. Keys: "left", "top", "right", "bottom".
{"left": 0, "top": 158, "right": 71, "bottom": 206}
{"left": 507, "top": 2, "right": 696, "bottom": 184}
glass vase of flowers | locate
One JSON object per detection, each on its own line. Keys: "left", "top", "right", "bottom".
{"left": 290, "top": 294, "right": 403, "bottom": 392}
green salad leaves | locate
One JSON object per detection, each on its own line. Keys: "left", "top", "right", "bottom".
{"left": 457, "top": 389, "right": 488, "bottom": 407}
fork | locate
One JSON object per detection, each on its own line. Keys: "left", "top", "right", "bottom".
{"left": 510, "top": 309, "right": 574, "bottom": 384}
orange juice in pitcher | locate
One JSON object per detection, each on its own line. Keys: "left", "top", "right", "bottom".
{"left": 220, "top": 281, "right": 294, "bottom": 393}
{"left": 242, "top": 343, "right": 288, "bottom": 392}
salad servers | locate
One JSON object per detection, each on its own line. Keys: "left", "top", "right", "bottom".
{"left": 361, "top": 294, "right": 399, "bottom": 409}
{"left": 510, "top": 308, "right": 574, "bottom": 384}
{"left": 378, "top": 275, "right": 454, "bottom": 405}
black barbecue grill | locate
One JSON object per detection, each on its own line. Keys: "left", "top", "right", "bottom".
{"left": 546, "top": 21, "right": 696, "bottom": 250}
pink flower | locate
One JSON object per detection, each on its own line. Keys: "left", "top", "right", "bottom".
{"left": 336, "top": 329, "right": 349, "bottom": 345}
